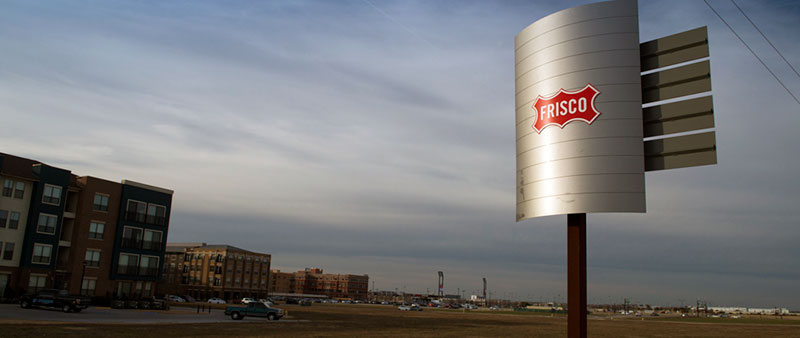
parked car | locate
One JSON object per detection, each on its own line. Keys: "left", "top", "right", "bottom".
{"left": 225, "top": 302, "right": 284, "bottom": 320}
{"left": 182, "top": 295, "right": 196, "bottom": 303}
{"left": 208, "top": 298, "right": 226, "bottom": 304}
{"left": 20, "top": 289, "right": 91, "bottom": 313}
{"left": 166, "top": 295, "right": 185, "bottom": 302}
{"left": 398, "top": 304, "right": 422, "bottom": 311}
{"left": 489, "top": 306, "right": 500, "bottom": 310}
{"left": 241, "top": 297, "right": 256, "bottom": 304}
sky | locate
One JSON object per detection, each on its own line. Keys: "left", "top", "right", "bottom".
{"left": 1, "top": 0, "right": 799, "bottom": 309}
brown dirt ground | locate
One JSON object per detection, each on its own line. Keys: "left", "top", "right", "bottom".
{"left": 3, "top": 303, "right": 799, "bottom": 337}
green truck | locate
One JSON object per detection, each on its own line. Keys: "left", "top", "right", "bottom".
{"left": 224, "top": 302, "right": 285, "bottom": 320}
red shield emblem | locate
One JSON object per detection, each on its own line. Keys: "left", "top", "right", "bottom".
{"left": 531, "top": 84, "right": 601, "bottom": 133}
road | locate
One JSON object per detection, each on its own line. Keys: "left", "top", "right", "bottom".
{"left": 0, "top": 304, "right": 300, "bottom": 324}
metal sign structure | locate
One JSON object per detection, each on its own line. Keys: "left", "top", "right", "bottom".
{"left": 514, "top": 1, "right": 717, "bottom": 337}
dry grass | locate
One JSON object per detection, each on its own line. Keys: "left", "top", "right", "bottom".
{"left": 3, "top": 303, "right": 800, "bottom": 337}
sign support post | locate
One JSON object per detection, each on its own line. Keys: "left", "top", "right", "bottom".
{"left": 567, "top": 213, "right": 587, "bottom": 338}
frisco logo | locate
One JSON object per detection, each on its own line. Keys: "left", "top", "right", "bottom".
{"left": 531, "top": 84, "right": 601, "bottom": 133}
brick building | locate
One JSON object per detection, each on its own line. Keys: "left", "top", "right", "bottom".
{"left": 0, "top": 152, "right": 173, "bottom": 301}
{"left": 268, "top": 267, "right": 369, "bottom": 301}
{"left": 161, "top": 243, "right": 271, "bottom": 301}
{"left": 268, "top": 269, "right": 294, "bottom": 294}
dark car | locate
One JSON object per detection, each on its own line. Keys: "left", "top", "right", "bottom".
{"left": 20, "top": 289, "right": 91, "bottom": 313}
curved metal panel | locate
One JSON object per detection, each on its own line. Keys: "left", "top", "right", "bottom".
{"left": 515, "top": 0, "right": 645, "bottom": 221}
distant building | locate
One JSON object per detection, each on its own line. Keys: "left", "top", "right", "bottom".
{"left": 268, "top": 269, "right": 294, "bottom": 294}
{"left": 290, "top": 267, "right": 369, "bottom": 300}
{"left": 161, "top": 243, "right": 271, "bottom": 301}
{"left": 0, "top": 152, "right": 173, "bottom": 301}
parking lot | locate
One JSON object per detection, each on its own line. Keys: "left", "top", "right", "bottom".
{"left": 0, "top": 304, "right": 301, "bottom": 324}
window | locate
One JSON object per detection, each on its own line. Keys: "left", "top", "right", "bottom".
{"left": 37, "top": 214, "right": 57, "bottom": 234}
{"left": 8, "top": 212, "right": 19, "bottom": 229}
{"left": 140, "top": 256, "right": 159, "bottom": 277}
{"left": 122, "top": 226, "right": 143, "bottom": 249}
{"left": 146, "top": 203, "right": 167, "bottom": 225}
{"left": 215, "top": 266, "right": 223, "bottom": 274}
{"left": 216, "top": 255, "right": 224, "bottom": 262}
{"left": 32, "top": 243, "right": 52, "bottom": 264}
{"left": 0, "top": 210, "right": 6, "bottom": 228}
{"left": 126, "top": 200, "right": 147, "bottom": 222}
{"left": 29, "top": 275, "right": 47, "bottom": 293}
{"left": 142, "top": 230, "right": 162, "bottom": 251}
{"left": 81, "top": 278, "right": 97, "bottom": 296}
{"left": 214, "top": 278, "right": 221, "bottom": 286}
{"left": 2, "top": 179, "right": 11, "bottom": 197}
{"left": 184, "top": 254, "right": 192, "bottom": 262}
{"left": 93, "top": 193, "right": 109, "bottom": 211}
{"left": 3, "top": 242, "right": 14, "bottom": 260}
{"left": 84, "top": 250, "right": 101, "bottom": 267}
{"left": 143, "top": 282, "right": 152, "bottom": 297}
{"left": 14, "top": 181, "right": 24, "bottom": 199}
{"left": 117, "top": 281, "right": 132, "bottom": 297}
{"left": 118, "top": 253, "right": 139, "bottom": 275}
{"left": 183, "top": 265, "right": 189, "bottom": 273}
{"left": 42, "top": 184, "right": 62, "bottom": 205}
{"left": 89, "top": 222, "right": 104, "bottom": 239}
{"left": 209, "top": 265, "right": 215, "bottom": 272}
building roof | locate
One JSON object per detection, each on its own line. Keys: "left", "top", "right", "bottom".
{"left": 121, "top": 179, "right": 174, "bottom": 195}
{"left": 0, "top": 152, "right": 44, "bottom": 181}
{"left": 165, "top": 243, "right": 270, "bottom": 256}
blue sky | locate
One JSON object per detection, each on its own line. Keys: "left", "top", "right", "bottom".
{"left": 1, "top": 0, "right": 799, "bottom": 308}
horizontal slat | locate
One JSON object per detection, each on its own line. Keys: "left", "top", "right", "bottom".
{"left": 643, "top": 96, "right": 715, "bottom": 137}
{"left": 644, "top": 114, "right": 715, "bottom": 138}
{"left": 645, "top": 148, "right": 717, "bottom": 171}
{"left": 641, "top": 60, "right": 710, "bottom": 89}
{"left": 641, "top": 61, "right": 711, "bottom": 103}
{"left": 640, "top": 26, "right": 707, "bottom": 58}
{"left": 644, "top": 131, "right": 717, "bottom": 171}
{"left": 641, "top": 43, "right": 709, "bottom": 71}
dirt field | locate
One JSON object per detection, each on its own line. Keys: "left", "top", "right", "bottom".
{"left": 3, "top": 303, "right": 799, "bottom": 337}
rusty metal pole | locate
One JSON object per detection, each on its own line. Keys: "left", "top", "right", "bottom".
{"left": 567, "top": 213, "right": 587, "bottom": 338}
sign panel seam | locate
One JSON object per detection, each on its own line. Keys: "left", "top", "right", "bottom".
{"left": 516, "top": 32, "right": 640, "bottom": 66}
{"left": 521, "top": 171, "right": 646, "bottom": 185}
{"left": 516, "top": 136, "right": 642, "bottom": 155}
{"left": 515, "top": 15, "right": 638, "bottom": 51}
{"left": 516, "top": 51, "right": 640, "bottom": 83}
{"left": 517, "top": 191, "right": 645, "bottom": 205}
{"left": 518, "top": 154, "right": 643, "bottom": 169}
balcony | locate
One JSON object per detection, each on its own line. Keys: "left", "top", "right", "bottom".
{"left": 121, "top": 238, "right": 142, "bottom": 250}
{"left": 118, "top": 265, "right": 138, "bottom": 275}
{"left": 142, "top": 241, "right": 162, "bottom": 251}
{"left": 139, "top": 267, "right": 159, "bottom": 277}
{"left": 125, "top": 211, "right": 166, "bottom": 226}
{"left": 121, "top": 238, "right": 162, "bottom": 251}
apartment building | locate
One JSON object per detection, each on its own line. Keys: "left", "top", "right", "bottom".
{"left": 0, "top": 155, "right": 38, "bottom": 298}
{"left": 161, "top": 243, "right": 271, "bottom": 301}
{"left": 0, "top": 152, "right": 173, "bottom": 301}
{"left": 268, "top": 269, "right": 294, "bottom": 294}
{"left": 270, "top": 267, "right": 369, "bottom": 301}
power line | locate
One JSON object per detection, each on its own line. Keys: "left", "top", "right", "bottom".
{"left": 703, "top": 0, "right": 800, "bottom": 106}
{"left": 731, "top": 0, "right": 800, "bottom": 80}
